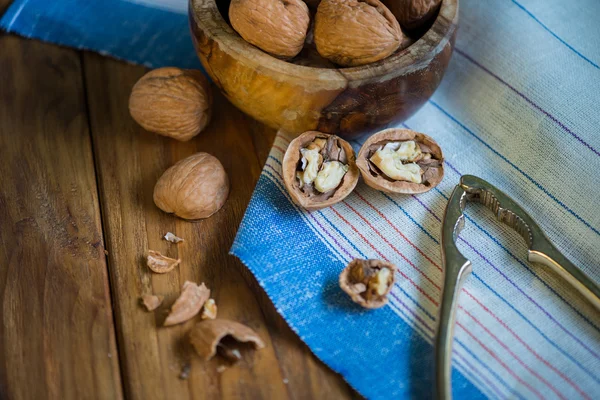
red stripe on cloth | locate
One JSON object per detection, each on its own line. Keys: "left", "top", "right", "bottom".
{"left": 461, "top": 306, "right": 568, "bottom": 400}
{"left": 462, "top": 290, "right": 590, "bottom": 400}
{"left": 457, "top": 321, "right": 546, "bottom": 400}
{"left": 329, "top": 207, "right": 440, "bottom": 306}
{"left": 341, "top": 200, "right": 442, "bottom": 291}
{"left": 354, "top": 190, "right": 443, "bottom": 272}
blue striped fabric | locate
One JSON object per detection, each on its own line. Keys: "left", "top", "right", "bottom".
{"left": 3, "top": 0, "right": 599, "bottom": 398}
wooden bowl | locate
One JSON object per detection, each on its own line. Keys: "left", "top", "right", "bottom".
{"left": 189, "top": 0, "right": 458, "bottom": 140}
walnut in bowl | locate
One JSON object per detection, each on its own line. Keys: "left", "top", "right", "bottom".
{"left": 356, "top": 128, "right": 444, "bottom": 194}
{"left": 283, "top": 131, "right": 359, "bottom": 210}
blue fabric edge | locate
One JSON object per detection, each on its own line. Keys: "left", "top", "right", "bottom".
{"left": 230, "top": 175, "right": 486, "bottom": 399}
{"left": 0, "top": 0, "right": 202, "bottom": 69}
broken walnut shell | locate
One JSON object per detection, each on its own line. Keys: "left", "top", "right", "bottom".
{"left": 356, "top": 128, "right": 444, "bottom": 194}
{"left": 282, "top": 131, "right": 359, "bottom": 211}
{"left": 129, "top": 67, "right": 212, "bottom": 141}
{"left": 229, "top": 0, "right": 310, "bottom": 59}
{"left": 141, "top": 295, "right": 164, "bottom": 311}
{"left": 340, "top": 259, "right": 396, "bottom": 308}
{"left": 382, "top": 0, "right": 442, "bottom": 30}
{"left": 147, "top": 250, "right": 181, "bottom": 274}
{"left": 189, "top": 319, "right": 265, "bottom": 361}
{"left": 314, "top": 0, "right": 404, "bottom": 67}
{"left": 164, "top": 281, "right": 211, "bottom": 326}
{"left": 154, "top": 153, "right": 229, "bottom": 220}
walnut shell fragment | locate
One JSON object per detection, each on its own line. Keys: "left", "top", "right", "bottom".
{"left": 382, "top": 0, "right": 441, "bottom": 30}
{"left": 164, "top": 232, "right": 184, "bottom": 243}
{"left": 314, "top": 0, "right": 404, "bottom": 67}
{"left": 356, "top": 128, "right": 444, "bottom": 194}
{"left": 141, "top": 295, "right": 164, "bottom": 311}
{"left": 154, "top": 153, "right": 229, "bottom": 220}
{"left": 189, "top": 319, "right": 265, "bottom": 361}
{"left": 129, "top": 67, "right": 212, "bottom": 141}
{"left": 340, "top": 259, "right": 396, "bottom": 308}
{"left": 164, "top": 281, "right": 211, "bottom": 326}
{"left": 147, "top": 250, "right": 181, "bottom": 274}
{"left": 229, "top": 0, "right": 310, "bottom": 59}
{"left": 282, "top": 131, "right": 359, "bottom": 211}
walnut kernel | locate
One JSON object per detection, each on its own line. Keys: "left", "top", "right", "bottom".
{"left": 283, "top": 131, "right": 359, "bottom": 210}
{"left": 357, "top": 128, "right": 444, "bottom": 194}
{"left": 201, "top": 299, "right": 218, "bottom": 320}
{"left": 340, "top": 259, "right": 396, "bottom": 308}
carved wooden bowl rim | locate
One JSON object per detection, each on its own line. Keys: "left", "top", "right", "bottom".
{"left": 190, "top": 0, "right": 458, "bottom": 87}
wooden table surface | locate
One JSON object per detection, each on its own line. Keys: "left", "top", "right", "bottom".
{"left": 0, "top": 7, "right": 359, "bottom": 399}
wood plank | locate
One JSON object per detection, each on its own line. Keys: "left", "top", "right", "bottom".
{"left": 0, "top": 35, "right": 123, "bottom": 399}
{"left": 82, "top": 52, "right": 358, "bottom": 399}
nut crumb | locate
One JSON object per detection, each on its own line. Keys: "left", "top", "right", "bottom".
{"left": 216, "top": 365, "right": 227, "bottom": 373}
{"left": 164, "top": 281, "right": 211, "bottom": 326}
{"left": 164, "top": 232, "right": 184, "bottom": 243}
{"left": 104, "top": 250, "right": 109, "bottom": 255}
{"left": 283, "top": 378, "right": 289, "bottom": 384}
{"left": 141, "top": 294, "right": 164, "bottom": 311}
{"left": 201, "top": 299, "right": 217, "bottom": 320}
{"left": 147, "top": 250, "right": 181, "bottom": 274}
{"left": 179, "top": 363, "right": 191, "bottom": 380}
{"left": 340, "top": 259, "right": 396, "bottom": 308}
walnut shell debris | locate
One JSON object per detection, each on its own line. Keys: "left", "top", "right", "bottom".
{"left": 356, "top": 128, "right": 444, "bottom": 194}
{"left": 141, "top": 295, "right": 164, "bottom": 311}
{"left": 164, "top": 281, "right": 211, "bottom": 326}
{"left": 229, "top": 0, "right": 310, "bottom": 59}
{"left": 154, "top": 153, "right": 229, "bottom": 220}
{"left": 340, "top": 259, "right": 396, "bottom": 308}
{"left": 164, "top": 232, "right": 184, "bottom": 243}
{"left": 382, "top": 0, "right": 441, "bottom": 30}
{"left": 282, "top": 131, "right": 359, "bottom": 211}
{"left": 314, "top": 0, "right": 404, "bottom": 67}
{"left": 147, "top": 250, "right": 181, "bottom": 274}
{"left": 129, "top": 67, "right": 212, "bottom": 141}
{"left": 189, "top": 319, "right": 265, "bottom": 361}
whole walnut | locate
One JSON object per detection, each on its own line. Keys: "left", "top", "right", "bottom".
{"left": 153, "top": 153, "right": 229, "bottom": 220}
{"left": 229, "top": 0, "right": 310, "bottom": 59}
{"left": 129, "top": 67, "right": 212, "bottom": 142}
{"left": 382, "top": 0, "right": 441, "bottom": 30}
{"left": 314, "top": 0, "right": 404, "bottom": 67}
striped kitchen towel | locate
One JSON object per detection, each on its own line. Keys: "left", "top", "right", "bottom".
{"left": 4, "top": 0, "right": 599, "bottom": 399}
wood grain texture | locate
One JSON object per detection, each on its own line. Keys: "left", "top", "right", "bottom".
{"left": 82, "top": 52, "right": 358, "bottom": 399}
{"left": 0, "top": 34, "right": 122, "bottom": 400}
{"left": 190, "top": 0, "right": 458, "bottom": 139}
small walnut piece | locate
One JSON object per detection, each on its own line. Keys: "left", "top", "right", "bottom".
{"left": 283, "top": 131, "right": 359, "bottom": 210}
{"left": 340, "top": 259, "right": 397, "bottom": 308}
{"left": 201, "top": 299, "right": 218, "bottom": 320}
{"left": 164, "top": 232, "right": 184, "bottom": 243}
{"left": 147, "top": 250, "right": 181, "bottom": 274}
{"left": 154, "top": 153, "right": 229, "bottom": 220}
{"left": 357, "top": 128, "right": 444, "bottom": 194}
{"left": 189, "top": 319, "right": 265, "bottom": 361}
{"left": 314, "top": 0, "right": 403, "bottom": 67}
{"left": 141, "top": 295, "right": 164, "bottom": 311}
{"left": 382, "top": 0, "right": 442, "bottom": 30}
{"left": 164, "top": 281, "right": 211, "bottom": 326}
{"left": 229, "top": 0, "right": 310, "bottom": 59}
{"left": 129, "top": 67, "right": 212, "bottom": 141}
